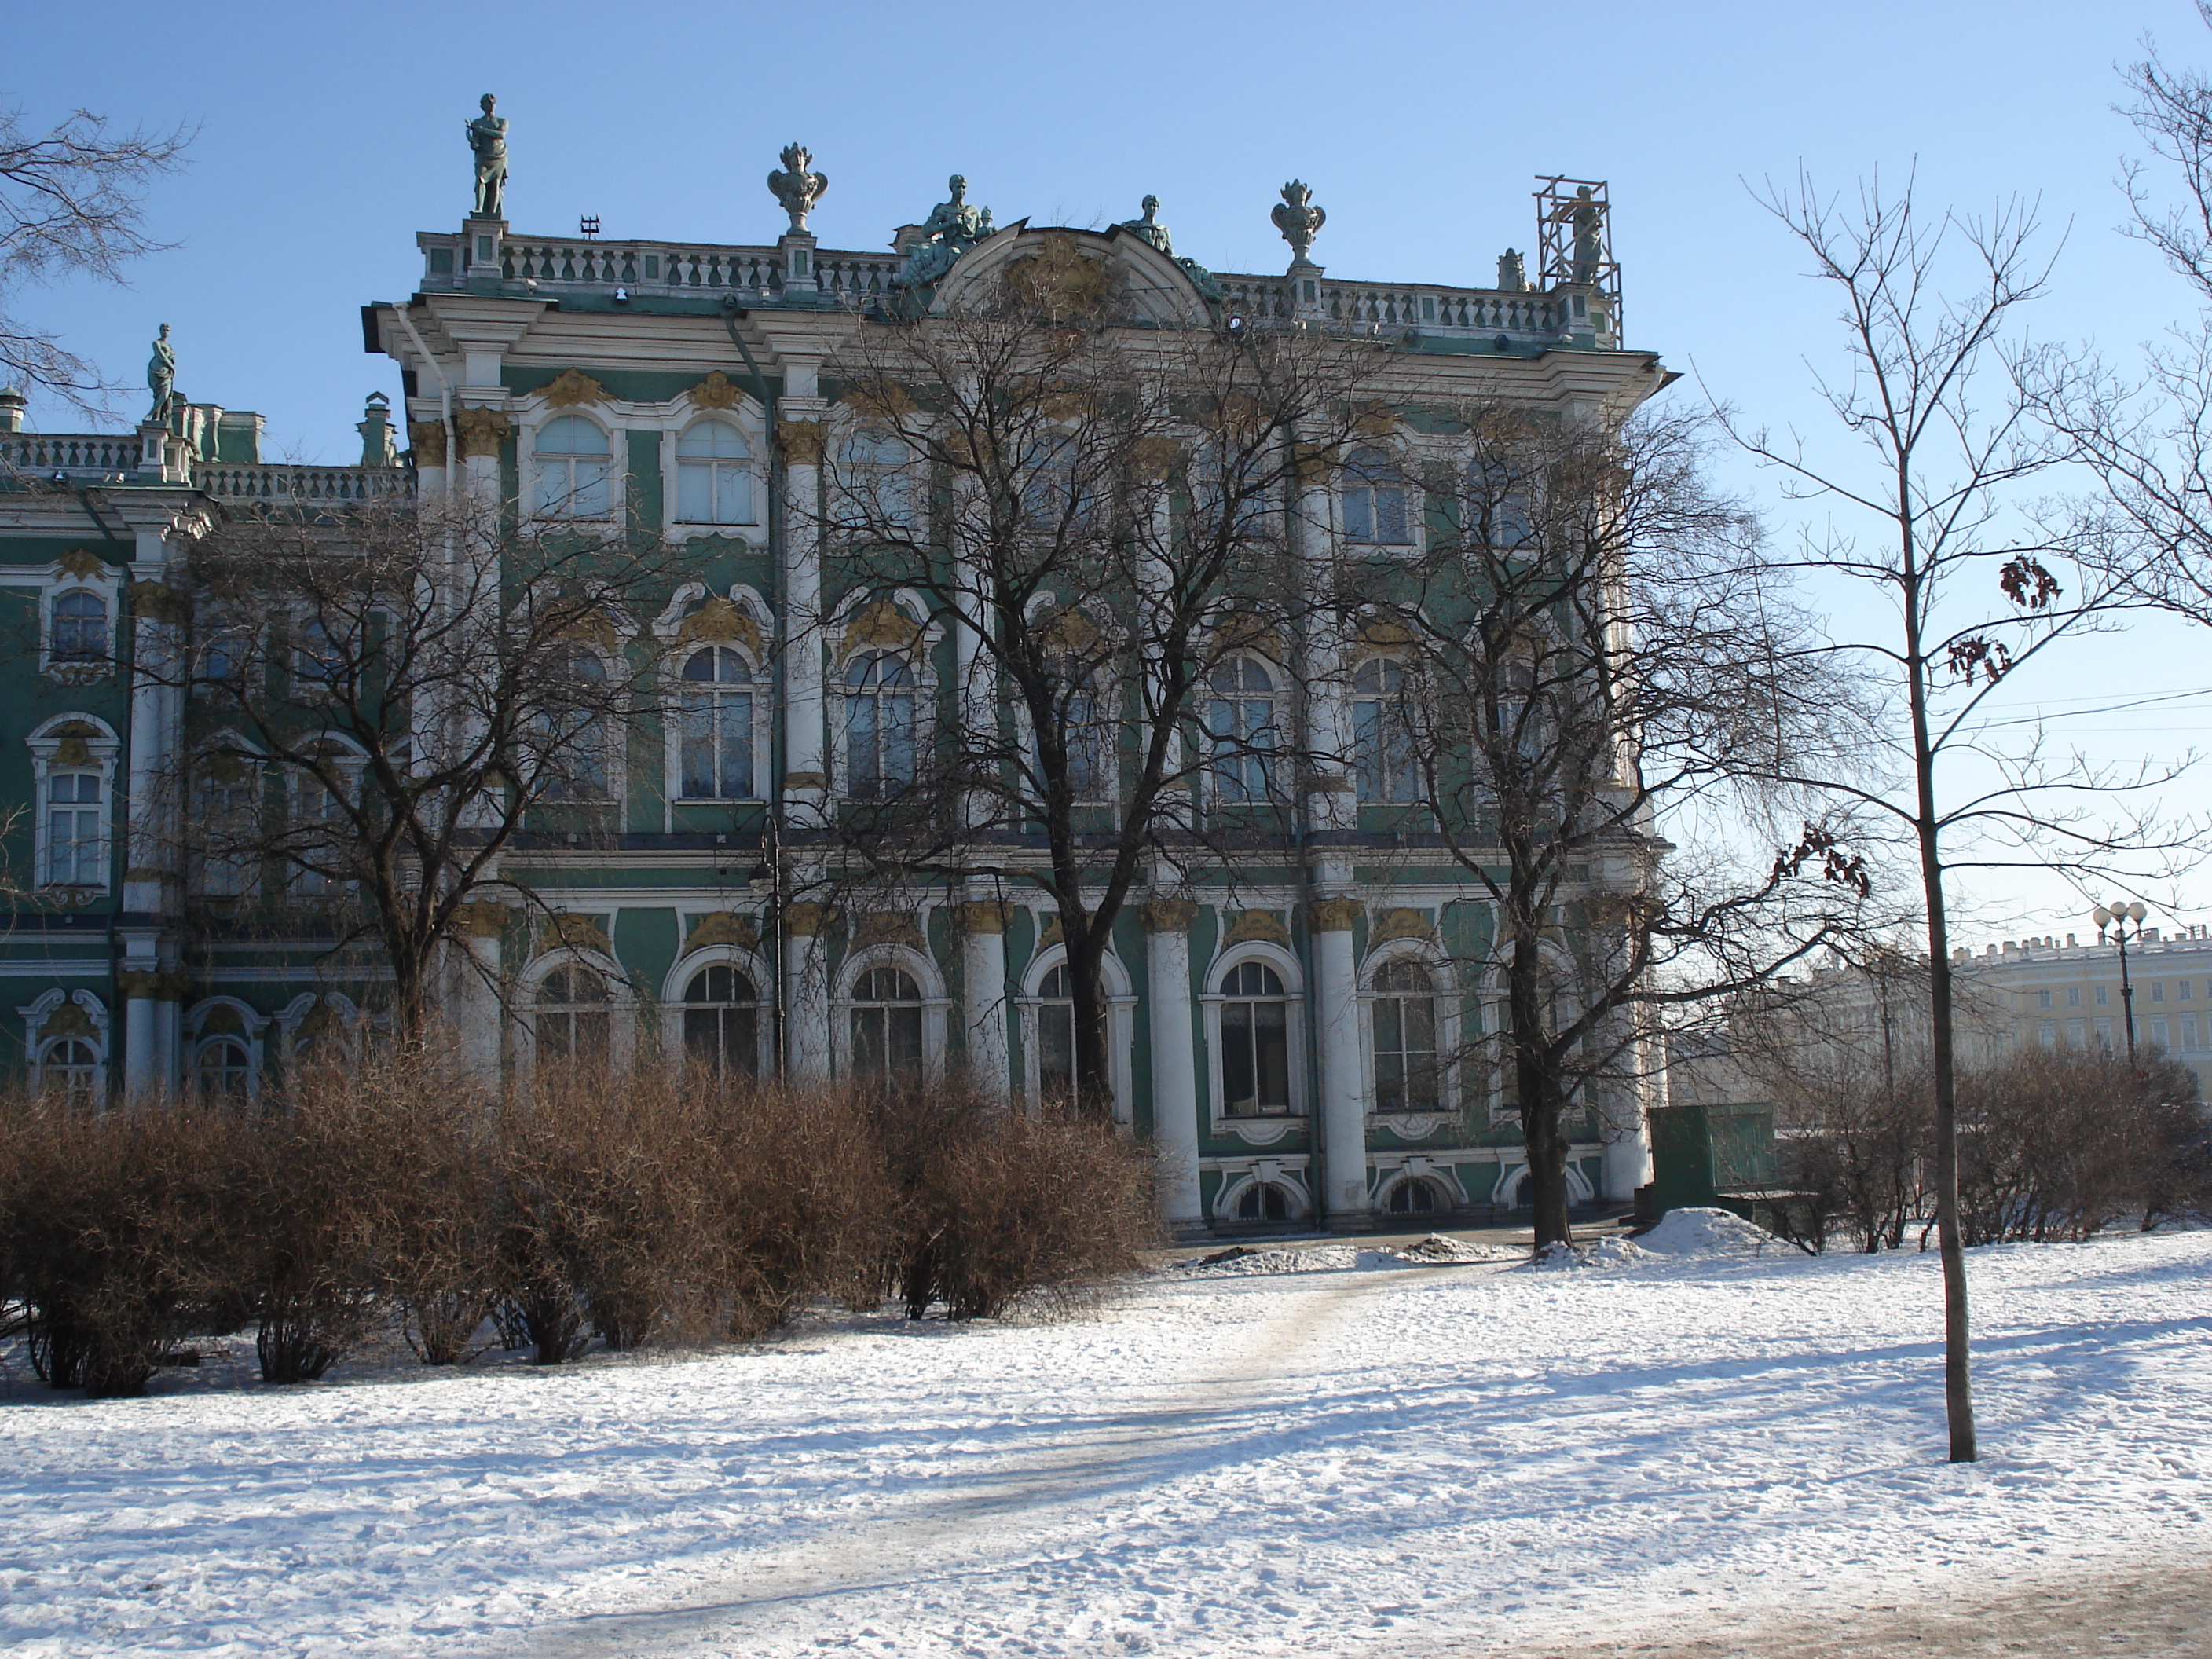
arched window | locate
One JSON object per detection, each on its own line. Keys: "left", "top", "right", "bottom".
{"left": 196, "top": 1036, "right": 254, "bottom": 1101}
{"left": 1371, "top": 959, "right": 1441, "bottom": 1113}
{"left": 541, "top": 652, "right": 612, "bottom": 802}
{"left": 1218, "top": 960, "right": 1291, "bottom": 1115}
{"left": 849, "top": 965, "right": 923, "bottom": 1080}
{"left": 1206, "top": 657, "right": 1275, "bottom": 804}
{"left": 683, "top": 963, "right": 759, "bottom": 1076}
{"left": 842, "top": 429, "right": 914, "bottom": 529}
{"left": 679, "top": 646, "right": 755, "bottom": 800}
{"left": 191, "top": 755, "right": 260, "bottom": 899}
{"left": 1386, "top": 1177, "right": 1444, "bottom": 1216}
{"left": 1352, "top": 657, "right": 1420, "bottom": 804}
{"left": 843, "top": 652, "right": 916, "bottom": 800}
{"left": 49, "top": 591, "right": 108, "bottom": 665}
{"left": 1342, "top": 448, "right": 1410, "bottom": 545}
{"left": 38, "top": 1037, "right": 101, "bottom": 1104}
{"left": 534, "top": 962, "right": 611, "bottom": 1064}
{"left": 1236, "top": 1181, "right": 1293, "bottom": 1221}
{"left": 45, "top": 769, "right": 104, "bottom": 888}
{"left": 533, "top": 414, "right": 613, "bottom": 518}
{"left": 1035, "top": 965, "right": 1075, "bottom": 1104}
{"left": 676, "top": 419, "right": 753, "bottom": 525}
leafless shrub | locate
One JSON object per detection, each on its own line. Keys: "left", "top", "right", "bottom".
{"left": 870, "top": 1077, "right": 1159, "bottom": 1321}
{"left": 1957, "top": 1045, "right": 2207, "bottom": 1243}
{"left": 0, "top": 1099, "right": 240, "bottom": 1396}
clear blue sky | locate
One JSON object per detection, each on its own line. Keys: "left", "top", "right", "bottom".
{"left": 10, "top": 0, "right": 2210, "bottom": 937}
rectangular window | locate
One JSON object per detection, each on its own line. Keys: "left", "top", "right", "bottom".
{"left": 2153, "top": 1016, "right": 2170, "bottom": 1047}
{"left": 2183, "top": 980, "right": 2195, "bottom": 1001}
{"left": 1219, "top": 1000, "right": 1291, "bottom": 1115}
{"left": 2067, "top": 986, "right": 2081, "bottom": 1008}
{"left": 2037, "top": 988, "right": 2052, "bottom": 1009}
{"left": 2186, "top": 1016, "right": 2200, "bottom": 1051}
{"left": 2095, "top": 985, "right": 2110, "bottom": 1006}
{"left": 2037, "top": 1021, "right": 2056, "bottom": 1046}
{"left": 2152, "top": 982, "right": 2166, "bottom": 1003}
{"left": 2094, "top": 1017, "right": 2115, "bottom": 1048}
{"left": 46, "top": 771, "right": 103, "bottom": 886}
{"left": 2067, "top": 1019, "right": 2086, "bottom": 1046}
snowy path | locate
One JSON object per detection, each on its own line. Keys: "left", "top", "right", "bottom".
{"left": 2, "top": 1229, "right": 2209, "bottom": 1656}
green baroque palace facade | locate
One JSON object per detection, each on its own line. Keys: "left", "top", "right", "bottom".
{"left": 0, "top": 146, "right": 1668, "bottom": 1238}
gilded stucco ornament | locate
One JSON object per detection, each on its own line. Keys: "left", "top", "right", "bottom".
{"left": 690, "top": 370, "right": 742, "bottom": 411}
{"left": 453, "top": 407, "right": 511, "bottom": 460}
{"left": 1142, "top": 898, "right": 1199, "bottom": 933}
{"left": 767, "top": 143, "right": 828, "bottom": 233}
{"left": 1272, "top": 181, "right": 1325, "bottom": 265}
{"left": 1007, "top": 236, "right": 1111, "bottom": 320}
{"left": 467, "top": 93, "right": 509, "bottom": 219}
{"left": 540, "top": 368, "right": 609, "bottom": 408}
{"left": 685, "top": 911, "right": 760, "bottom": 952}
{"left": 407, "top": 419, "right": 447, "bottom": 466}
{"left": 1307, "top": 896, "right": 1364, "bottom": 933}
{"left": 775, "top": 419, "right": 826, "bottom": 466}
{"left": 1226, "top": 910, "right": 1292, "bottom": 947}
{"left": 850, "top": 912, "right": 925, "bottom": 951}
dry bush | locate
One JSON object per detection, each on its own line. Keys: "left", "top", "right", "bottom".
{"left": 0, "top": 1098, "right": 243, "bottom": 1397}
{"left": 1957, "top": 1044, "right": 2207, "bottom": 1243}
{"left": 1770, "top": 1062, "right": 1932, "bottom": 1254}
{"left": 870, "top": 1077, "right": 1159, "bottom": 1321}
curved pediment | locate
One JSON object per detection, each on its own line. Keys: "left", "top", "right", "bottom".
{"left": 930, "top": 224, "right": 1215, "bottom": 327}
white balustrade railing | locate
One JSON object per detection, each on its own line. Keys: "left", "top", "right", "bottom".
{"left": 2, "top": 432, "right": 141, "bottom": 478}
{"left": 416, "top": 233, "right": 1608, "bottom": 341}
{"left": 199, "top": 464, "right": 415, "bottom": 504}
{"left": 421, "top": 232, "right": 905, "bottom": 309}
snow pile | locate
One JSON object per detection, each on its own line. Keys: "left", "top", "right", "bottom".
{"left": 1637, "top": 1205, "right": 1782, "bottom": 1256}
{"left": 1386, "top": 1232, "right": 1517, "bottom": 1264}
{"left": 1168, "top": 1242, "right": 1372, "bottom": 1276}
{"left": 1529, "top": 1235, "right": 1650, "bottom": 1269}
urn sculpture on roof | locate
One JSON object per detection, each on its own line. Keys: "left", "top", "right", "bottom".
{"left": 1272, "top": 180, "right": 1324, "bottom": 266}
{"left": 767, "top": 143, "right": 828, "bottom": 233}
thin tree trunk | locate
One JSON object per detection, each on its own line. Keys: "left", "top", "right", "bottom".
{"left": 1902, "top": 506, "right": 1978, "bottom": 1464}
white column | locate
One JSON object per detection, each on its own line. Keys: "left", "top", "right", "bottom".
{"left": 1310, "top": 890, "right": 1370, "bottom": 1229}
{"left": 1601, "top": 1025, "right": 1659, "bottom": 1199}
{"left": 444, "top": 906, "right": 507, "bottom": 1086}
{"left": 959, "top": 895, "right": 1010, "bottom": 1095}
{"left": 1295, "top": 453, "right": 1357, "bottom": 835}
{"left": 785, "top": 896, "right": 833, "bottom": 1079}
{"left": 779, "top": 402, "right": 828, "bottom": 826}
{"left": 1144, "top": 899, "right": 1203, "bottom": 1234}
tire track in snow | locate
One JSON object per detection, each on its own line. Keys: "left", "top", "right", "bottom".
{"left": 525, "top": 1259, "right": 1499, "bottom": 1657}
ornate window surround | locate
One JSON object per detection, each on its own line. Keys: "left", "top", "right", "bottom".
{"left": 1358, "top": 935, "right": 1463, "bottom": 1134}
{"left": 1199, "top": 937, "right": 1308, "bottom": 1143}
{"left": 661, "top": 941, "right": 775, "bottom": 1077}
{"left": 654, "top": 583, "right": 775, "bottom": 817}
{"left": 20, "top": 987, "right": 110, "bottom": 1099}
{"left": 28, "top": 712, "right": 120, "bottom": 896}
{"left": 522, "top": 405, "right": 624, "bottom": 529}
{"left": 826, "top": 589, "right": 942, "bottom": 804}
{"left": 184, "top": 995, "right": 271, "bottom": 1102}
{"left": 831, "top": 942, "right": 952, "bottom": 1080}
{"left": 1210, "top": 1155, "right": 1313, "bottom": 1224}
{"left": 42, "top": 560, "right": 120, "bottom": 684}
{"left": 1014, "top": 942, "right": 1137, "bottom": 1123}
{"left": 667, "top": 411, "right": 766, "bottom": 533}
{"left": 518, "top": 941, "right": 637, "bottom": 1074}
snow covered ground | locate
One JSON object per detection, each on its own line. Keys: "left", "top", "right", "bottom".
{"left": 2, "top": 1221, "right": 2207, "bottom": 1657}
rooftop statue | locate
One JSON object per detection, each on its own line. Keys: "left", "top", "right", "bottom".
{"left": 767, "top": 143, "right": 828, "bottom": 233}
{"left": 1496, "top": 248, "right": 1528, "bottom": 292}
{"left": 467, "top": 93, "right": 509, "bottom": 219}
{"left": 146, "top": 323, "right": 175, "bottom": 427}
{"left": 1272, "top": 180, "right": 1324, "bottom": 265}
{"left": 1119, "top": 194, "right": 1221, "bottom": 301}
{"left": 895, "top": 174, "right": 994, "bottom": 289}
{"left": 1120, "top": 195, "right": 1174, "bottom": 256}
{"left": 1569, "top": 185, "right": 1605, "bottom": 284}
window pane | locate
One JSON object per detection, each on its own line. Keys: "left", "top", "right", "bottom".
{"left": 1039, "top": 1001, "right": 1075, "bottom": 1101}
{"left": 1255, "top": 1000, "right": 1290, "bottom": 1108}
{"left": 1221, "top": 1002, "right": 1254, "bottom": 1112}
{"left": 677, "top": 460, "right": 712, "bottom": 522}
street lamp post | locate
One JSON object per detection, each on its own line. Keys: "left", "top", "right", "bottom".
{"left": 2092, "top": 900, "right": 2150, "bottom": 1067}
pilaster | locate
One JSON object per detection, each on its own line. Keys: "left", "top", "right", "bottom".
{"left": 1309, "top": 884, "right": 1370, "bottom": 1231}
{"left": 958, "top": 894, "right": 1010, "bottom": 1096}
{"left": 1144, "top": 897, "right": 1204, "bottom": 1234}
{"left": 779, "top": 396, "right": 829, "bottom": 827}
{"left": 784, "top": 890, "right": 833, "bottom": 1078}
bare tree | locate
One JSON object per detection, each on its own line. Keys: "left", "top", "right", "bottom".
{"left": 1350, "top": 400, "right": 1866, "bottom": 1250}
{"left": 171, "top": 493, "right": 679, "bottom": 1042}
{"left": 815, "top": 281, "right": 1385, "bottom": 1117}
{"left": 1721, "top": 172, "right": 2180, "bottom": 1462}
{"left": 0, "top": 101, "right": 191, "bottom": 414}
